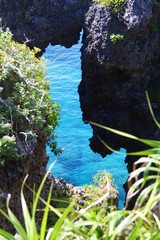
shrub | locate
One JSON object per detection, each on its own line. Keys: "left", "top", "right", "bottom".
{"left": 110, "top": 33, "right": 124, "bottom": 44}
{"left": 0, "top": 26, "right": 60, "bottom": 166}
{"left": 93, "top": 0, "right": 125, "bottom": 10}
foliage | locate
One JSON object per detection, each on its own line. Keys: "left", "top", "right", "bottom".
{"left": 83, "top": 170, "right": 118, "bottom": 207}
{"left": 148, "top": 17, "right": 160, "bottom": 33}
{"left": 69, "top": 170, "right": 118, "bottom": 214}
{"left": 0, "top": 155, "right": 159, "bottom": 239}
{"left": 0, "top": 26, "right": 60, "bottom": 166}
{"left": 0, "top": 165, "right": 71, "bottom": 240}
{"left": 110, "top": 33, "right": 124, "bottom": 44}
{"left": 0, "top": 106, "right": 160, "bottom": 239}
{"left": 93, "top": 0, "right": 125, "bottom": 12}
{"left": 0, "top": 96, "right": 159, "bottom": 239}
{"left": 0, "top": 26, "right": 159, "bottom": 240}
{"left": 90, "top": 92, "right": 160, "bottom": 157}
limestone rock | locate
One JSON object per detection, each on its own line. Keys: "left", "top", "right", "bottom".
{"left": 0, "top": 0, "right": 90, "bottom": 51}
{"left": 79, "top": 0, "right": 160, "bottom": 173}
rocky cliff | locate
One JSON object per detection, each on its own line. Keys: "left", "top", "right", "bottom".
{"left": 79, "top": 0, "right": 160, "bottom": 175}
{"left": 1, "top": 0, "right": 160, "bottom": 214}
{"left": 0, "top": 0, "right": 90, "bottom": 230}
{"left": 0, "top": 0, "right": 90, "bottom": 50}
{"left": 0, "top": 138, "right": 48, "bottom": 230}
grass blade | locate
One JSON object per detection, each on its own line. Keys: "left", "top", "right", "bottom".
{"left": 26, "top": 184, "right": 63, "bottom": 219}
{"left": 90, "top": 121, "right": 160, "bottom": 148}
{"left": 21, "top": 175, "right": 32, "bottom": 237}
{"left": 30, "top": 162, "right": 56, "bottom": 237}
{"left": 49, "top": 201, "right": 75, "bottom": 239}
{"left": 145, "top": 91, "right": 160, "bottom": 129}
{"left": 5, "top": 195, "right": 28, "bottom": 240}
{"left": 0, "top": 229, "right": 15, "bottom": 240}
{"left": 31, "top": 162, "right": 56, "bottom": 216}
{"left": 40, "top": 180, "right": 53, "bottom": 240}
{"left": 98, "top": 137, "right": 160, "bottom": 156}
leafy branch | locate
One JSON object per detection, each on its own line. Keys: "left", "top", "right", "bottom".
{"left": 0, "top": 26, "right": 60, "bottom": 165}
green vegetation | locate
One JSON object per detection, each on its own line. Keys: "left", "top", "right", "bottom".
{"left": 0, "top": 93, "right": 159, "bottom": 239}
{"left": 93, "top": 0, "right": 126, "bottom": 15}
{"left": 0, "top": 165, "right": 61, "bottom": 240}
{"left": 0, "top": 26, "right": 60, "bottom": 166}
{"left": 0, "top": 149, "right": 159, "bottom": 239}
{"left": 93, "top": 0, "right": 125, "bottom": 11}
{"left": 110, "top": 33, "right": 124, "bottom": 44}
{"left": 71, "top": 170, "right": 118, "bottom": 210}
{"left": 0, "top": 18, "right": 159, "bottom": 240}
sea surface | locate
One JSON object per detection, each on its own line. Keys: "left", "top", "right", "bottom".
{"left": 43, "top": 38, "right": 128, "bottom": 209}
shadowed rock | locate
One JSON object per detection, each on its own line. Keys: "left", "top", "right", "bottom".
{"left": 0, "top": 0, "right": 90, "bottom": 50}
{"left": 79, "top": 0, "right": 160, "bottom": 173}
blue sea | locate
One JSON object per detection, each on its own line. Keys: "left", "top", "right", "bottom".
{"left": 43, "top": 38, "right": 128, "bottom": 209}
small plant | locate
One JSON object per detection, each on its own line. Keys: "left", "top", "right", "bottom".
{"left": 93, "top": 0, "right": 125, "bottom": 12}
{"left": 0, "top": 156, "right": 159, "bottom": 239}
{"left": 110, "top": 33, "right": 124, "bottom": 44}
{"left": 86, "top": 171, "right": 118, "bottom": 203}
{"left": 0, "top": 165, "right": 73, "bottom": 240}
{"left": 0, "top": 168, "right": 53, "bottom": 240}
{"left": 70, "top": 170, "right": 118, "bottom": 211}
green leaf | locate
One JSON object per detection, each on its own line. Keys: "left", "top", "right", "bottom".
{"left": 5, "top": 195, "right": 28, "bottom": 240}
{"left": 98, "top": 136, "right": 160, "bottom": 156}
{"left": 40, "top": 180, "right": 53, "bottom": 240}
{"left": 20, "top": 175, "right": 34, "bottom": 238}
{"left": 145, "top": 91, "right": 160, "bottom": 129}
{"left": 0, "top": 229, "right": 15, "bottom": 240}
{"left": 90, "top": 121, "right": 160, "bottom": 148}
{"left": 49, "top": 201, "right": 75, "bottom": 239}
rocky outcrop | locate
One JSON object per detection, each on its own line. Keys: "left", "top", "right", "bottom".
{"left": 0, "top": 0, "right": 90, "bottom": 51}
{"left": 0, "top": 0, "right": 90, "bottom": 230}
{"left": 0, "top": 136, "right": 47, "bottom": 230}
{"left": 79, "top": 0, "right": 160, "bottom": 175}
{"left": 1, "top": 0, "right": 160, "bottom": 213}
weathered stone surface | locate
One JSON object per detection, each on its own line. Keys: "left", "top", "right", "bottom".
{"left": 0, "top": 136, "right": 48, "bottom": 230}
{"left": 79, "top": 0, "right": 160, "bottom": 175}
{"left": 0, "top": 0, "right": 90, "bottom": 230}
{"left": 124, "top": 0, "right": 154, "bottom": 31}
{"left": 0, "top": 0, "right": 90, "bottom": 51}
{"left": 1, "top": 0, "right": 160, "bottom": 214}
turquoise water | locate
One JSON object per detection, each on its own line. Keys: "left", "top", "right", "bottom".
{"left": 43, "top": 39, "right": 128, "bottom": 209}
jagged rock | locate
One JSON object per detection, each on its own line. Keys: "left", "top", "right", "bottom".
{"left": 79, "top": 0, "right": 160, "bottom": 174}
{"left": 0, "top": 136, "right": 48, "bottom": 231}
{"left": 0, "top": 0, "right": 90, "bottom": 230}
{"left": 1, "top": 0, "right": 160, "bottom": 215}
{"left": 0, "top": 0, "right": 90, "bottom": 51}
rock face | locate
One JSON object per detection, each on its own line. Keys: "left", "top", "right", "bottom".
{"left": 79, "top": 0, "right": 160, "bottom": 174}
{"left": 0, "top": 0, "right": 90, "bottom": 230}
{"left": 0, "top": 0, "right": 90, "bottom": 50}
{"left": 0, "top": 136, "right": 48, "bottom": 230}
{"left": 1, "top": 0, "right": 160, "bottom": 215}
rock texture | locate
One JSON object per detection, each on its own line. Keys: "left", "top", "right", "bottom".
{"left": 0, "top": 0, "right": 90, "bottom": 230}
{"left": 1, "top": 0, "right": 160, "bottom": 214}
{"left": 79, "top": 0, "right": 160, "bottom": 175}
{"left": 0, "top": 136, "right": 47, "bottom": 230}
{"left": 0, "top": 0, "right": 90, "bottom": 51}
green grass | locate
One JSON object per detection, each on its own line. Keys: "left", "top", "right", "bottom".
{"left": 0, "top": 39, "right": 160, "bottom": 238}
{"left": 0, "top": 150, "right": 159, "bottom": 239}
